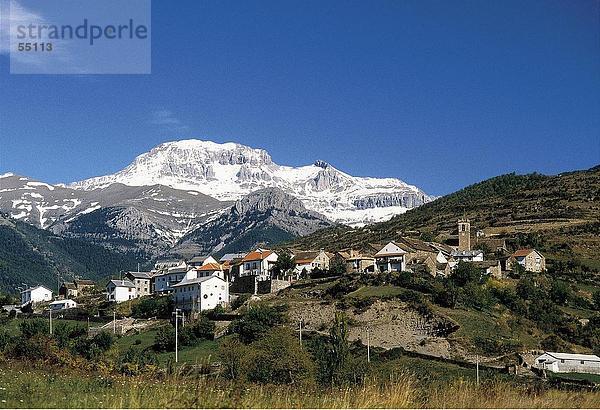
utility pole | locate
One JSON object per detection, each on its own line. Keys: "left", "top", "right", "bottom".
{"left": 49, "top": 309, "right": 53, "bottom": 335}
{"left": 299, "top": 318, "right": 303, "bottom": 346}
{"left": 113, "top": 311, "right": 116, "bottom": 334}
{"left": 87, "top": 317, "right": 90, "bottom": 336}
{"left": 476, "top": 355, "right": 480, "bottom": 385}
{"left": 173, "top": 309, "right": 182, "bottom": 363}
{"left": 366, "top": 327, "right": 371, "bottom": 363}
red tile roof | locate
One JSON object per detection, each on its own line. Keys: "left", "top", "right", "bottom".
{"left": 513, "top": 249, "right": 535, "bottom": 257}
{"left": 242, "top": 250, "right": 273, "bottom": 262}
{"left": 197, "top": 263, "right": 223, "bottom": 271}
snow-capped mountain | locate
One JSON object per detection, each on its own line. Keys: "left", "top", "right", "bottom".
{"left": 0, "top": 173, "right": 231, "bottom": 253}
{"left": 70, "top": 139, "right": 432, "bottom": 226}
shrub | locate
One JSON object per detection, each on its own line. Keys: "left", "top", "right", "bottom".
{"left": 181, "top": 316, "right": 216, "bottom": 345}
{"left": 230, "top": 294, "right": 250, "bottom": 311}
{"left": 19, "top": 319, "right": 48, "bottom": 338}
{"left": 246, "top": 328, "right": 315, "bottom": 385}
{"left": 154, "top": 326, "right": 176, "bottom": 352}
{"left": 132, "top": 296, "right": 174, "bottom": 319}
{"left": 549, "top": 280, "right": 571, "bottom": 306}
{"left": 593, "top": 290, "right": 600, "bottom": 309}
{"left": 118, "top": 347, "right": 158, "bottom": 375}
{"left": 230, "top": 304, "right": 286, "bottom": 344}
{"left": 218, "top": 337, "right": 247, "bottom": 380}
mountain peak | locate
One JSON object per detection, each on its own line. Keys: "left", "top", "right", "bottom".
{"left": 67, "top": 138, "right": 432, "bottom": 226}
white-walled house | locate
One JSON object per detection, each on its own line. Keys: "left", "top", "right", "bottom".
{"left": 21, "top": 285, "right": 53, "bottom": 306}
{"left": 153, "top": 266, "right": 188, "bottom": 294}
{"left": 241, "top": 249, "right": 278, "bottom": 280}
{"left": 375, "top": 242, "right": 409, "bottom": 272}
{"left": 195, "top": 263, "right": 225, "bottom": 280}
{"left": 49, "top": 299, "right": 77, "bottom": 311}
{"left": 534, "top": 352, "right": 600, "bottom": 375}
{"left": 106, "top": 280, "right": 137, "bottom": 303}
{"left": 293, "top": 250, "right": 331, "bottom": 274}
{"left": 172, "top": 275, "right": 229, "bottom": 312}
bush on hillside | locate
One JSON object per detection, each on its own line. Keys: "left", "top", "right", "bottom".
{"left": 246, "top": 327, "right": 315, "bottom": 385}
{"left": 230, "top": 304, "right": 287, "bottom": 344}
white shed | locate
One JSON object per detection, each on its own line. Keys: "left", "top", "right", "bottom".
{"left": 534, "top": 352, "right": 600, "bottom": 375}
{"left": 49, "top": 299, "right": 77, "bottom": 311}
{"left": 20, "top": 285, "right": 53, "bottom": 306}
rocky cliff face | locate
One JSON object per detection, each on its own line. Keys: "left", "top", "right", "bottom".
{"left": 174, "top": 187, "right": 333, "bottom": 257}
{"left": 68, "top": 139, "right": 433, "bottom": 226}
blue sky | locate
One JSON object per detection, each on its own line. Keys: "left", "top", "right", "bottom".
{"left": 0, "top": 0, "right": 598, "bottom": 196}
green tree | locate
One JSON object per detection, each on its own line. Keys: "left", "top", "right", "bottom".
{"left": 246, "top": 328, "right": 315, "bottom": 385}
{"left": 272, "top": 251, "right": 295, "bottom": 276}
{"left": 450, "top": 262, "right": 481, "bottom": 286}
{"left": 312, "top": 312, "right": 351, "bottom": 385}
{"left": 549, "top": 280, "right": 571, "bottom": 306}
{"left": 154, "top": 326, "right": 176, "bottom": 352}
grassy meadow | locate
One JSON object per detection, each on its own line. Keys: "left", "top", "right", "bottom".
{"left": 0, "top": 364, "right": 599, "bottom": 409}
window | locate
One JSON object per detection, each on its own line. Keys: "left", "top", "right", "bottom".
{"left": 203, "top": 294, "right": 208, "bottom": 299}
{"left": 561, "top": 359, "right": 565, "bottom": 363}
{"left": 581, "top": 361, "right": 585, "bottom": 364}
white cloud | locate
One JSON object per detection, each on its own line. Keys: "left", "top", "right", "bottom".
{"left": 150, "top": 110, "right": 190, "bottom": 131}
{"left": 1, "top": 0, "right": 73, "bottom": 69}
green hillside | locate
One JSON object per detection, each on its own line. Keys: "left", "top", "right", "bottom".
{"left": 290, "top": 166, "right": 600, "bottom": 274}
{"left": 0, "top": 213, "right": 146, "bottom": 294}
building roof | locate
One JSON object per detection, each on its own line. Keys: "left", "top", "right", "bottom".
{"left": 294, "top": 251, "right": 320, "bottom": 264}
{"left": 50, "top": 299, "right": 76, "bottom": 306}
{"left": 21, "top": 285, "right": 52, "bottom": 294}
{"left": 375, "top": 241, "right": 411, "bottom": 257}
{"left": 61, "top": 282, "right": 76, "bottom": 290}
{"left": 126, "top": 271, "right": 151, "bottom": 279}
{"left": 541, "top": 352, "right": 600, "bottom": 362}
{"left": 167, "top": 266, "right": 188, "bottom": 274}
{"left": 396, "top": 237, "right": 435, "bottom": 253}
{"left": 107, "top": 279, "right": 135, "bottom": 288}
{"left": 172, "top": 275, "right": 224, "bottom": 287}
{"left": 197, "top": 263, "right": 223, "bottom": 271}
{"left": 427, "top": 242, "right": 454, "bottom": 255}
{"left": 512, "top": 248, "right": 537, "bottom": 257}
{"left": 219, "top": 253, "right": 246, "bottom": 262}
{"left": 451, "top": 250, "right": 484, "bottom": 257}
{"left": 188, "top": 255, "right": 211, "bottom": 264}
{"left": 74, "top": 279, "right": 95, "bottom": 286}
{"left": 243, "top": 249, "right": 274, "bottom": 262}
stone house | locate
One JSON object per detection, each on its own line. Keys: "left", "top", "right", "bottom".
{"left": 507, "top": 249, "right": 546, "bottom": 273}
{"left": 125, "top": 271, "right": 152, "bottom": 297}
{"left": 293, "top": 249, "right": 331, "bottom": 274}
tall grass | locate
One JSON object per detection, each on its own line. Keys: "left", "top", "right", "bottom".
{"left": 0, "top": 365, "right": 598, "bottom": 408}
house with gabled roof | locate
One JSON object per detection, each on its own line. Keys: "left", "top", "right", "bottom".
{"left": 293, "top": 249, "right": 331, "bottom": 274}
{"left": 507, "top": 248, "right": 545, "bottom": 273}
{"left": 125, "top": 271, "right": 152, "bottom": 296}
{"left": 335, "top": 249, "right": 376, "bottom": 273}
{"left": 240, "top": 248, "right": 278, "bottom": 279}
{"left": 375, "top": 241, "right": 409, "bottom": 272}
{"left": 21, "top": 285, "right": 53, "bottom": 306}
{"left": 172, "top": 275, "right": 228, "bottom": 312}
{"left": 188, "top": 255, "right": 218, "bottom": 268}
{"left": 195, "top": 262, "right": 225, "bottom": 280}
{"left": 106, "top": 280, "right": 137, "bottom": 303}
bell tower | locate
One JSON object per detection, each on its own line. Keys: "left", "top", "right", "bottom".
{"left": 458, "top": 219, "right": 471, "bottom": 251}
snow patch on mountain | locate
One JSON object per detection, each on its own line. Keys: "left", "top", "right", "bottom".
{"left": 70, "top": 139, "right": 432, "bottom": 226}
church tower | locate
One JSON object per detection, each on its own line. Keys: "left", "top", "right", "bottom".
{"left": 458, "top": 219, "right": 471, "bottom": 251}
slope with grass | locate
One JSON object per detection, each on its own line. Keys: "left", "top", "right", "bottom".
{"left": 289, "top": 166, "right": 600, "bottom": 272}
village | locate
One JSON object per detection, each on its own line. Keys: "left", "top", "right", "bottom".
{"left": 11, "top": 219, "right": 600, "bottom": 381}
